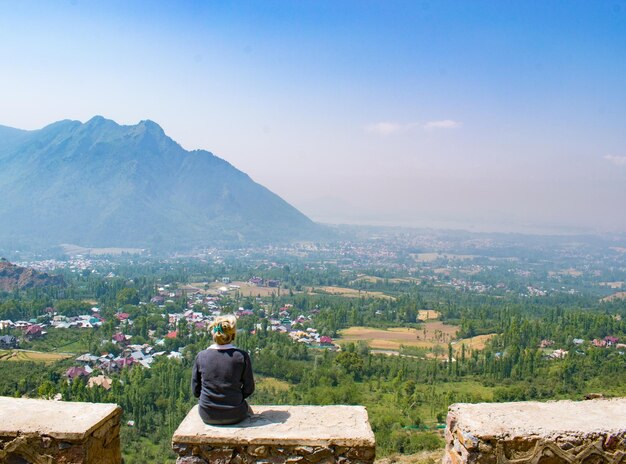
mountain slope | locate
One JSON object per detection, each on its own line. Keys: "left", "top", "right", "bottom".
{"left": 0, "top": 259, "right": 65, "bottom": 291}
{"left": 0, "top": 116, "right": 321, "bottom": 248}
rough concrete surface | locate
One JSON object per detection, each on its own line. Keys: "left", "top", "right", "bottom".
{"left": 0, "top": 396, "right": 122, "bottom": 464}
{"left": 172, "top": 405, "right": 376, "bottom": 463}
{"left": 445, "top": 398, "right": 626, "bottom": 464}
{"left": 449, "top": 398, "right": 626, "bottom": 440}
{"left": 0, "top": 396, "right": 121, "bottom": 440}
{"left": 173, "top": 405, "right": 376, "bottom": 447}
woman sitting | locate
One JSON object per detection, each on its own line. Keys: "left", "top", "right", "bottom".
{"left": 191, "top": 315, "right": 255, "bottom": 425}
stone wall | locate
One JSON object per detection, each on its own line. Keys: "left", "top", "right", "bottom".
{"left": 0, "top": 397, "right": 122, "bottom": 464}
{"left": 172, "top": 405, "right": 376, "bottom": 464}
{"left": 444, "top": 398, "right": 626, "bottom": 464}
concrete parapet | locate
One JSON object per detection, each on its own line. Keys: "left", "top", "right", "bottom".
{"left": 0, "top": 396, "right": 122, "bottom": 464}
{"left": 444, "top": 398, "right": 626, "bottom": 464}
{"left": 172, "top": 405, "right": 376, "bottom": 463}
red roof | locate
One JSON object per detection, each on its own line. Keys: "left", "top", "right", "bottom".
{"left": 115, "top": 313, "right": 130, "bottom": 321}
{"left": 25, "top": 325, "right": 42, "bottom": 335}
{"left": 116, "top": 358, "right": 135, "bottom": 368}
{"left": 66, "top": 366, "right": 89, "bottom": 379}
{"left": 165, "top": 330, "right": 178, "bottom": 339}
{"left": 320, "top": 336, "right": 333, "bottom": 344}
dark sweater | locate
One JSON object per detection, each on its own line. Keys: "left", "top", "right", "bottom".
{"left": 192, "top": 347, "right": 255, "bottom": 424}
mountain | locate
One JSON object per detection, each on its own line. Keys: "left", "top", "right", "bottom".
{"left": 0, "top": 116, "right": 323, "bottom": 249}
{"left": 0, "top": 259, "right": 65, "bottom": 291}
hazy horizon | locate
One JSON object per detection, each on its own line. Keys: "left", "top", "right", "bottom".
{"left": 2, "top": 1, "right": 625, "bottom": 235}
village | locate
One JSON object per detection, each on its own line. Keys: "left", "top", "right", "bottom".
{"left": 0, "top": 276, "right": 339, "bottom": 389}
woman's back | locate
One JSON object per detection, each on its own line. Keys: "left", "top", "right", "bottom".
{"left": 191, "top": 315, "right": 255, "bottom": 425}
{"left": 193, "top": 347, "right": 254, "bottom": 412}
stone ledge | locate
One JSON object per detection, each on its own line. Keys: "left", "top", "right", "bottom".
{"left": 0, "top": 396, "right": 121, "bottom": 441}
{"left": 0, "top": 397, "right": 122, "bottom": 464}
{"left": 172, "top": 405, "right": 376, "bottom": 464}
{"left": 445, "top": 398, "right": 626, "bottom": 464}
{"left": 448, "top": 398, "right": 626, "bottom": 440}
{"left": 174, "top": 405, "right": 375, "bottom": 447}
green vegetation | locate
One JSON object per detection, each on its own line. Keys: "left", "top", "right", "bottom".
{"left": 0, "top": 242, "right": 625, "bottom": 462}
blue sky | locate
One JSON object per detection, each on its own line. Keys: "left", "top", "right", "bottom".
{"left": 1, "top": 1, "right": 625, "bottom": 233}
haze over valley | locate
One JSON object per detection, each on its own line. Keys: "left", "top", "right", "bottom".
{"left": 1, "top": 3, "right": 625, "bottom": 464}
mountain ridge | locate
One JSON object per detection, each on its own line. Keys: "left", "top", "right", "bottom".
{"left": 0, "top": 259, "right": 65, "bottom": 291}
{"left": 0, "top": 116, "right": 323, "bottom": 249}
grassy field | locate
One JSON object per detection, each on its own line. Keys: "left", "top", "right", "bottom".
{"left": 417, "top": 310, "right": 440, "bottom": 321}
{"left": 339, "top": 322, "right": 459, "bottom": 350}
{"left": 205, "top": 281, "right": 283, "bottom": 297}
{"left": 24, "top": 328, "right": 91, "bottom": 353}
{"left": 0, "top": 349, "right": 73, "bottom": 363}
{"left": 256, "top": 375, "right": 291, "bottom": 392}
{"left": 451, "top": 334, "right": 495, "bottom": 352}
{"left": 352, "top": 275, "right": 420, "bottom": 285}
{"left": 339, "top": 322, "right": 494, "bottom": 354}
{"left": 307, "top": 286, "right": 395, "bottom": 300}
{"left": 601, "top": 291, "right": 626, "bottom": 302}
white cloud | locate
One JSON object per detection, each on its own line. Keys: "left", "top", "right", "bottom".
{"left": 367, "top": 122, "right": 407, "bottom": 135}
{"left": 423, "top": 119, "right": 462, "bottom": 130}
{"left": 368, "top": 122, "right": 401, "bottom": 135}
{"left": 367, "top": 119, "right": 462, "bottom": 135}
{"left": 604, "top": 154, "right": 626, "bottom": 166}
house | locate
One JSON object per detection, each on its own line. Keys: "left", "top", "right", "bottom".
{"left": 540, "top": 339, "right": 555, "bottom": 348}
{"left": 88, "top": 375, "right": 113, "bottom": 390}
{"left": 24, "top": 324, "right": 43, "bottom": 339}
{"left": 115, "top": 313, "right": 130, "bottom": 322}
{"left": 66, "top": 366, "right": 90, "bottom": 381}
{"left": 165, "top": 330, "right": 178, "bottom": 339}
{"left": 0, "top": 335, "right": 18, "bottom": 349}
{"left": 605, "top": 336, "right": 619, "bottom": 346}
{"left": 0, "top": 320, "right": 14, "bottom": 330}
{"left": 76, "top": 353, "right": 98, "bottom": 364}
{"left": 114, "top": 357, "right": 135, "bottom": 369}
{"left": 98, "top": 359, "right": 120, "bottom": 373}
{"left": 550, "top": 349, "right": 568, "bottom": 359}
{"left": 592, "top": 339, "right": 607, "bottom": 348}
{"left": 572, "top": 338, "right": 584, "bottom": 345}
{"left": 112, "top": 333, "right": 128, "bottom": 344}
{"left": 320, "top": 336, "right": 333, "bottom": 345}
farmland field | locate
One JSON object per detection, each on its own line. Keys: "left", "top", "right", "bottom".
{"left": 338, "top": 322, "right": 459, "bottom": 350}
{"left": 307, "top": 286, "right": 395, "bottom": 300}
{"left": 256, "top": 375, "right": 291, "bottom": 392}
{"left": 451, "top": 334, "right": 495, "bottom": 352}
{"left": 351, "top": 275, "right": 420, "bottom": 284}
{"left": 0, "top": 350, "right": 73, "bottom": 363}
{"left": 338, "top": 322, "right": 494, "bottom": 354}
{"left": 600, "top": 292, "right": 626, "bottom": 302}
{"left": 418, "top": 310, "right": 440, "bottom": 321}
{"left": 205, "top": 281, "right": 284, "bottom": 297}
